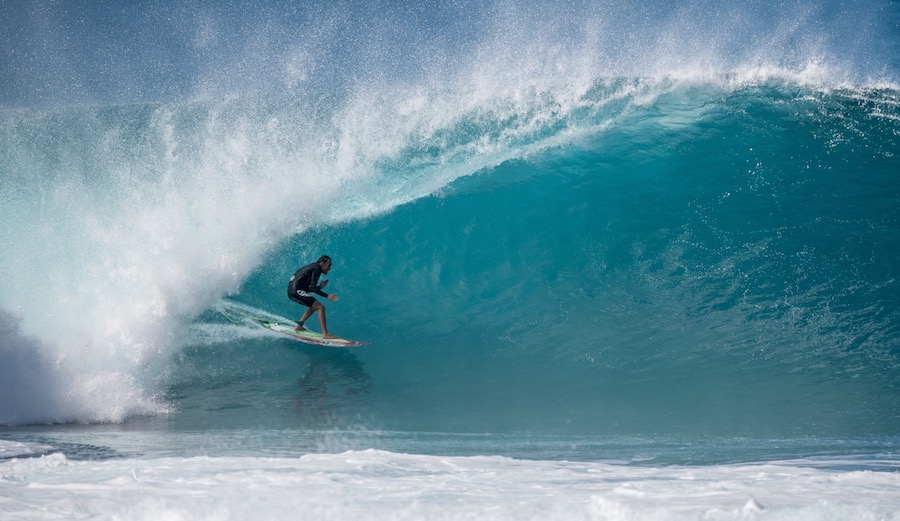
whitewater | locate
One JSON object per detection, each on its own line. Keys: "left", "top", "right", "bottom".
{"left": 2, "top": 0, "right": 900, "bottom": 519}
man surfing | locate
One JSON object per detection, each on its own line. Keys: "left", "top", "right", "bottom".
{"left": 287, "top": 255, "right": 339, "bottom": 338}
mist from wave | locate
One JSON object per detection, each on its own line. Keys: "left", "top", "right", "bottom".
{"left": 1, "top": 0, "right": 898, "bottom": 427}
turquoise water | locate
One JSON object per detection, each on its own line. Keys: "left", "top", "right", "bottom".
{"left": 238, "top": 85, "right": 900, "bottom": 439}
{"left": 3, "top": 80, "right": 897, "bottom": 459}
{"left": 1, "top": 1, "right": 900, "bottom": 518}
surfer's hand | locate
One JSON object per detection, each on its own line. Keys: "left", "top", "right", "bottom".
{"left": 328, "top": 294, "right": 339, "bottom": 302}
{"left": 319, "top": 279, "right": 329, "bottom": 289}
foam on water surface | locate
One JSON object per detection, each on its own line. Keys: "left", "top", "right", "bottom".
{"left": 2, "top": 447, "right": 899, "bottom": 521}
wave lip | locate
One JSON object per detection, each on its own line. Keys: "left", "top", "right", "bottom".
{"left": 2, "top": 0, "right": 898, "bottom": 107}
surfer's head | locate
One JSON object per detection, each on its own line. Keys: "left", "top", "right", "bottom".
{"left": 317, "top": 255, "right": 332, "bottom": 273}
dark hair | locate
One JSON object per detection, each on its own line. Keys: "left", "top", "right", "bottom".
{"left": 317, "top": 255, "right": 332, "bottom": 265}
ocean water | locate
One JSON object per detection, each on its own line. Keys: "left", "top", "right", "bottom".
{"left": 2, "top": 0, "right": 900, "bottom": 519}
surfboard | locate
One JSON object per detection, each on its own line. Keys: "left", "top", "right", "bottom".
{"left": 248, "top": 317, "right": 368, "bottom": 348}
{"left": 212, "top": 299, "right": 368, "bottom": 348}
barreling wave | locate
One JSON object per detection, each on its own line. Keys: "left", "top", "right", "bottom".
{"left": 1, "top": 0, "right": 899, "bottom": 429}
{"left": 219, "top": 82, "right": 898, "bottom": 437}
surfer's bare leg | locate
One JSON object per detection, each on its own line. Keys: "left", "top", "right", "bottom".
{"left": 295, "top": 306, "right": 315, "bottom": 331}
{"left": 317, "top": 303, "right": 337, "bottom": 339}
{"left": 296, "top": 301, "right": 336, "bottom": 338}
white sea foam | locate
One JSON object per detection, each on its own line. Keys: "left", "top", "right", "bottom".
{"left": 0, "top": 440, "right": 52, "bottom": 459}
{"left": 1, "top": 449, "right": 898, "bottom": 520}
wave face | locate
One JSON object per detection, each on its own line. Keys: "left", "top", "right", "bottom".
{"left": 233, "top": 84, "right": 900, "bottom": 437}
{"left": 1, "top": 0, "right": 899, "bottom": 437}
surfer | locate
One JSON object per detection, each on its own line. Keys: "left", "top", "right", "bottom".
{"left": 287, "top": 255, "right": 339, "bottom": 338}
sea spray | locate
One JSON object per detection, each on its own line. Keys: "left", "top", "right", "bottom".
{"left": 1, "top": 0, "right": 898, "bottom": 428}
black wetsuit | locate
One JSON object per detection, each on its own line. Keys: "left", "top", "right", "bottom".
{"left": 287, "top": 262, "right": 329, "bottom": 307}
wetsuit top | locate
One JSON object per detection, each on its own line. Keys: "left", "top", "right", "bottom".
{"left": 287, "top": 262, "right": 329, "bottom": 299}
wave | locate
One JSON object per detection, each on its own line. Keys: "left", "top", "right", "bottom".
{"left": 1, "top": 0, "right": 899, "bottom": 428}
{"left": 225, "top": 84, "right": 899, "bottom": 436}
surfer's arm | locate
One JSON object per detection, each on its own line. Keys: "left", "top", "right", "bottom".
{"left": 310, "top": 278, "right": 329, "bottom": 297}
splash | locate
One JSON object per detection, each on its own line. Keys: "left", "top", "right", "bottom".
{"left": 1, "top": 0, "right": 898, "bottom": 425}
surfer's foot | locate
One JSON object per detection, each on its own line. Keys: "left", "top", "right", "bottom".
{"left": 294, "top": 322, "right": 307, "bottom": 331}
{"left": 322, "top": 332, "right": 338, "bottom": 339}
